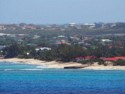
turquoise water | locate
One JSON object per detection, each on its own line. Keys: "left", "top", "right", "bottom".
{"left": 0, "top": 62, "right": 39, "bottom": 70}
{"left": 0, "top": 62, "right": 125, "bottom": 94}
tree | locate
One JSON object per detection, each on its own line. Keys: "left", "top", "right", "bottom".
{"left": 4, "top": 44, "right": 21, "bottom": 58}
{"left": 57, "top": 45, "right": 86, "bottom": 62}
{"left": 113, "top": 59, "right": 125, "bottom": 66}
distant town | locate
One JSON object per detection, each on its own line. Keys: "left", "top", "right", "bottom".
{"left": 0, "top": 22, "right": 125, "bottom": 65}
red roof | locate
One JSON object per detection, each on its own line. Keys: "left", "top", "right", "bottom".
{"left": 101, "top": 56, "right": 125, "bottom": 61}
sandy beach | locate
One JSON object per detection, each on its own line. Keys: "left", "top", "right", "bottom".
{"left": 0, "top": 58, "right": 125, "bottom": 70}
{"left": 83, "top": 65, "right": 125, "bottom": 70}
{"left": 0, "top": 58, "right": 83, "bottom": 68}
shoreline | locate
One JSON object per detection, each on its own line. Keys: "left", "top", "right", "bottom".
{"left": 0, "top": 58, "right": 84, "bottom": 69}
{"left": 0, "top": 58, "right": 125, "bottom": 70}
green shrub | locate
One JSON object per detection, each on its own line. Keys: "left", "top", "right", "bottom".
{"left": 113, "top": 59, "right": 125, "bottom": 66}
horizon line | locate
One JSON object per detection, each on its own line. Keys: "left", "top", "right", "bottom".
{"left": 0, "top": 21, "right": 125, "bottom": 25}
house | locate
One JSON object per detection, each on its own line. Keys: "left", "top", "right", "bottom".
{"left": 75, "top": 56, "right": 84, "bottom": 62}
{"left": 35, "top": 47, "right": 51, "bottom": 51}
{"left": 75, "top": 56, "right": 96, "bottom": 62}
{"left": 101, "top": 56, "right": 125, "bottom": 61}
{"left": 101, "top": 57, "right": 117, "bottom": 61}
{"left": 0, "top": 25, "right": 6, "bottom": 30}
{"left": 101, "top": 39, "right": 112, "bottom": 42}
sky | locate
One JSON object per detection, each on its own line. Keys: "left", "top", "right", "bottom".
{"left": 0, "top": 0, "right": 125, "bottom": 24}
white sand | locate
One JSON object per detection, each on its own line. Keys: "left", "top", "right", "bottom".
{"left": 83, "top": 65, "right": 125, "bottom": 70}
{"left": 0, "top": 58, "right": 83, "bottom": 68}
{"left": 0, "top": 58, "right": 125, "bottom": 70}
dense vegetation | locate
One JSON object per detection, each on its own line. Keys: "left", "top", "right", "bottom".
{"left": 113, "top": 59, "right": 125, "bottom": 66}
{"left": 2, "top": 42, "right": 125, "bottom": 66}
{"left": 1, "top": 23, "right": 125, "bottom": 66}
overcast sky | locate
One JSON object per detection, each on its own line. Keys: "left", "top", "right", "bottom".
{"left": 0, "top": 0, "right": 125, "bottom": 24}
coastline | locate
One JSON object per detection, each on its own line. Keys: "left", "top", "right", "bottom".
{"left": 0, "top": 58, "right": 125, "bottom": 70}
{"left": 0, "top": 58, "right": 83, "bottom": 69}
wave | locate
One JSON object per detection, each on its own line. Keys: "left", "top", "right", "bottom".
{"left": 36, "top": 65, "right": 48, "bottom": 68}
{"left": 0, "top": 68, "right": 44, "bottom": 71}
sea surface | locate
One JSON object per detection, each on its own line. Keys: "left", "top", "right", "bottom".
{"left": 0, "top": 62, "right": 125, "bottom": 94}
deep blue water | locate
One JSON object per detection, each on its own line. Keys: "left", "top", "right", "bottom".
{"left": 0, "top": 62, "right": 125, "bottom": 94}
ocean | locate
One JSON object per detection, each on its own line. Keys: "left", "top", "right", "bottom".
{"left": 0, "top": 62, "right": 125, "bottom": 94}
